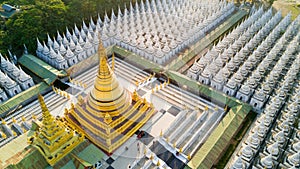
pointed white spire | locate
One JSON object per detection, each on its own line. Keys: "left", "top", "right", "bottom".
{"left": 135, "top": 1, "right": 140, "bottom": 13}
{"left": 65, "top": 46, "right": 75, "bottom": 59}
{"left": 129, "top": 1, "right": 134, "bottom": 13}
{"left": 104, "top": 11, "right": 110, "bottom": 23}
{"left": 74, "top": 24, "right": 80, "bottom": 36}
{"left": 56, "top": 50, "right": 66, "bottom": 62}
{"left": 69, "top": 38, "right": 76, "bottom": 51}
{"left": 62, "top": 34, "right": 69, "bottom": 46}
{"left": 37, "top": 38, "right": 43, "bottom": 52}
{"left": 75, "top": 42, "right": 83, "bottom": 54}
{"left": 53, "top": 38, "right": 60, "bottom": 51}
{"left": 88, "top": 24, "right": 94, "bottom": 35}
{"left": 117, "top": 6, "right": 122, "bottom": 18}
{"left": 97, "top": 13, "right": 103, "bottom": 26}
{"left": 78, "top": 34, "right": 85, "bottom": 46}
{"left": 124, "top": 3, "right": 129, "bottom": 16}
{"left": 80, "top": 27, "right": 86, "bottom": 40}
{"left": 82, "top": 20, "right": 88, "bottom": 32}
{"left": 59, "top": 43, "right": 67, "bottom": 55}
{"left": 90, "top": 17, "right": 96, "bottom": 30}
{"left": 111, "top": 9, "right": 116, "bottom": 20}
{"left": 66, "top": 27, "right": 72, "bottom": 40}
{"left": 87, "top": 31, "right": 93, "bottom": 42}
{"left": 47, "top": 33, "right": 53, "bottom": 47}
{"left": 43, "top": 42, "right": 50, "bottom": 56}
{"left": 72, "top": 30, "right": 78, "bottom": 43}
{"left": 48, "top": 46, "right": 57, "bottom": 61}
{"left": 57, "top": 31, "right": 63, "bottom": 42}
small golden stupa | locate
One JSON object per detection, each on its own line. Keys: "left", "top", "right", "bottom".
{"left": 28, "top": 94, "right": 84, "bottom": 166}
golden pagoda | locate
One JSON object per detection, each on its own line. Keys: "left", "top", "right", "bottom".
{"left": 64, "top": 38, "right": 156, "bottom": 154}
{"left": 28, "top": 94, "right": 84, "bottom": 166}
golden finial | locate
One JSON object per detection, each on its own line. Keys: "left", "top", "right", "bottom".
{"left": 64, "top": 108, "right": 69, "bottom": 114}
{"left": 78, "top": 95, "right": 84, "bottom": 105}
{"left": 1, "top": 119, "right": 6, "bottom": 125}
{"left": 187, "top": 154, "right": 191, "bottom": 160}
{"left": 38, "top": 94, "right": 48, "bottom": 113}
{"left": 160, "top": 129, "right": 163, "bottom": 137}
{"left": 150, "top": 154, "right": 154, "bottom": 160}
{"left": 166, "top": 137, "right": 169, "bottom": 142}
{"left": 32, "top": 114, "right": 37, "bottom": 120}
{"left": 68, "top": 77, "right": 73, "bottom": 83}
{"left": 179, "top": 147, "right": 182, "bottom": 153}
{"left": 13, "top": 131, "right": 17, "bottom": 137}
{"left": 104, "top": 112, "right": 112, "bottom": 124}
{"left": 204, "top": 105, "right": 208, "bottom": 111}
{"left": 112, "top": 53, "right": 115, "bottom": 72}
{"left": 1, "top": 132, "right": 7, "bottom": 139}
{"left": 157, "top": 160, "right": 160, "bottom": 166}
{"left": 173, "top": 142, "right": 176, "bottom": 148}
{"left": 21, "top": 116, "right": 26, "bottom": 122}
{"left": 160, "top": 83, "right": 163, "bottom": 89}
{"left": 132, "top": 90, "right": 139, "bottom": 101}
{"left": 71, "top": 102, "right": 75, "bottom": 109}
{"left": 79, "top": 81, "right": 83, "bottom": 87}
{"left": 151, "top": 88, "right": 154, "bottom": 93}
{"left": 97, "top": 34, "right": 109, "bottom": 75}
{"left": 144, "top": 148, "right": 147, "bottom": 155}
{"left": 12, "top": 118, "right": 16, "bottom": 124}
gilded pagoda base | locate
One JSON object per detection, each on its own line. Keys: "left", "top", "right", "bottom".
{"left": 65, "top": 99, "right": 156, "bottom": 155}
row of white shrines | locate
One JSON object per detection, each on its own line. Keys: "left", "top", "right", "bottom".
{"left": 36, "top": 0, "right": 235, "bottom": 68}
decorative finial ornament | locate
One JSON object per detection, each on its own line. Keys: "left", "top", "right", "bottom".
{"left": 187, "top": 154, "right": 191, "bottom": 160}
{"left": 150, "top": 154, "right": 154, "bottom": 160}
{"left": 38, "top": 94, "right": 48, "bottom": 113}
{"left": 204, "top": 105, "right": 208, "bottom": 111}
{"left": 157, "top": 160, "right": 160, "bottom": 166}
{"left": 97, "top": 34, "right": 110, "bottom": 76}
{"left": 1, "top": 119, "right": 6, "bottom": 125}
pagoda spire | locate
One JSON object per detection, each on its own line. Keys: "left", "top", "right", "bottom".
{"left": 97, "top": 35, "right": 110, "bottom": 76}
{"left": 29, "top": 94, "right": 83, "bottom": 166}
{"left": 38, "top": 94, "right": 52, "bottom": 121}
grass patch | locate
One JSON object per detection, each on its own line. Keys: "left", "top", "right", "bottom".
{"left": 214, "top": 111, "right": 257, "bottom": 169}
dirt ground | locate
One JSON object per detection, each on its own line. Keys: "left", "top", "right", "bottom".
{"left": 272, "top": 0, "right": 300, "bottom": 20}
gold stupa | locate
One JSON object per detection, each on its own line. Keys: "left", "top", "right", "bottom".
{"left": 28, "top": 94, "right": 84, "bottom": 166}
{"left": 64, "top": 39, "right": 155, "bottom": 154}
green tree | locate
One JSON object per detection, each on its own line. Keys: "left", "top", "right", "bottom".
{"left": 2, "top": 0, "right": 68, "bottom": 55}
{"left": 4, "top": 7, "right": 44, "bottom": 55}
